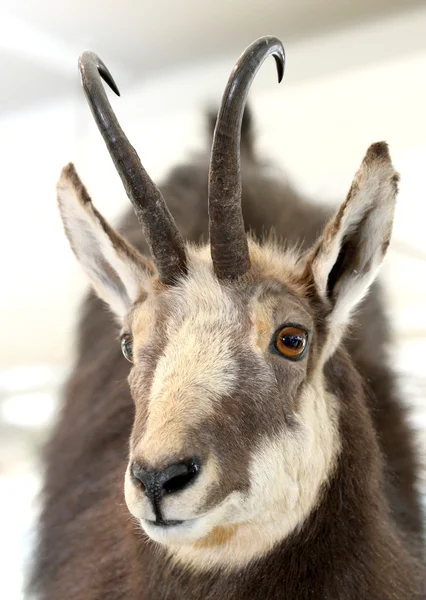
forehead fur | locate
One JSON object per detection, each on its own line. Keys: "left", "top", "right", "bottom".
{"left": 128, "top": 237, "right": 309, "bottom": 351}
{"left": 185, "top": 238, "right": 306, "bottom": 293}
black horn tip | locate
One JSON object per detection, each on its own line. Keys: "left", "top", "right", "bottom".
{"left": 255, "top": 36, "right": 285, "bottom": 83}
{"left": 274, "top": 52, "right": 285, "bottom": 83}
{"left": 97, "top": 60, "right": 121, "bottom": 97}
{"left": 78, "top": 50, "right": 121, "bottom": 97}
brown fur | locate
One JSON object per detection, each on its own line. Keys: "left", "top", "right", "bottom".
{"left": 29, "top": 110, "right": 425, "bottom": 598}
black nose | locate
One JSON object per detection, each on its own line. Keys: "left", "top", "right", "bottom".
{"left": 131, "top": 459, "right": 201, "bottom": 505}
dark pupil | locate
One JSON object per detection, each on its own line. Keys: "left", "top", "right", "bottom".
{"left": 282, "top": 334, "right": 303, "bottom": 349}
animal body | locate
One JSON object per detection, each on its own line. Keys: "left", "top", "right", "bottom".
{"left": 30, "top": 37, "right": 425, "bottom": 599}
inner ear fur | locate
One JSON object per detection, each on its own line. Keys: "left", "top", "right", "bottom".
{"left": 57, "top": 163, "right": 157, "bottom": 318}
{"left": 303, "top": 142, "right": 399, "bottom": 329}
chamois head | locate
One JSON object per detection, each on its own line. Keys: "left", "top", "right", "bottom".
{"left": 57, "top": 37, "right": 399, "bottom": 569}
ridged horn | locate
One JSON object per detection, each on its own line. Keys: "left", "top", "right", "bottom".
{"left": 208, "top": 36, "right": 285, "bottom": 280}
{"left": 78, "top": 51, "right": 187, "bottom": 285}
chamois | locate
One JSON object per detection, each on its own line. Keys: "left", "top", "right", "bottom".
{"left": 30, "top": 36, "right": 425, "bottom": 599}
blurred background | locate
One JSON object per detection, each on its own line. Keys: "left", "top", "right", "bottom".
{"left": 0, "top": 1, "right": 425, "bottom": 597}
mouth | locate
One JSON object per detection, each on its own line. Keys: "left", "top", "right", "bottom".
{"left": 146, "top": 518, "right": 184, "bottom": 528}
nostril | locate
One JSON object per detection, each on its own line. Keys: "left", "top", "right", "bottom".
{"left": 131, "top": 458, "right": 201, "bottom": 501}
{"left": 162, "top": 460, "right": 200, "bottom": 495}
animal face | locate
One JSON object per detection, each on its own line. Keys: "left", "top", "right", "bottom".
{"left": 121, "top": 244, "right": 340, "bottom": 565}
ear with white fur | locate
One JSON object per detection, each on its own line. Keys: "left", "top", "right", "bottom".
{"left": 304, "top": 142, "right": 399, "bottom": 351}
{"left": 57, "top": 163, "right": 156, "bottom": 319}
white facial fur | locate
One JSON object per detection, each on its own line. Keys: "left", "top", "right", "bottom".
{"left": 125, "top": 371, "right": 340, "bottom": 571}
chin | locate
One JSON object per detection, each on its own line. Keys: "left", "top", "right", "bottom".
{"left": 140, "top": 513, "right": 219, "bottom": 546}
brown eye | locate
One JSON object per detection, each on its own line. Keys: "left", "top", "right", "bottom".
{"left": 274, "top": 326, "right": 308, "bottom": 360}
{"left": 121, "top": 333, "right": 133, "bottom": 363}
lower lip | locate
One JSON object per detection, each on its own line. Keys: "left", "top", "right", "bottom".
{"left": 140, "top": 515, "right": 210, "bottom": 544}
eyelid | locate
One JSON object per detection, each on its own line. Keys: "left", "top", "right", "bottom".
{"left": 272, "top": 322, "right": 309, "bottom": 338}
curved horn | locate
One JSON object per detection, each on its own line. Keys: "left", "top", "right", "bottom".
{"left": 78, "top": 51, "right": 187, "bottom": 285}
{"left": 208, "top": 36, "right": 285, "bottom": 280}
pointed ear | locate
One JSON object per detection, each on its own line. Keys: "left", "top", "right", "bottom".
{"left": 304, "top": 142, "right": 399, "bottom": 351}
{"left": 57, "top": 163, "right": 156, "bottom": 319}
